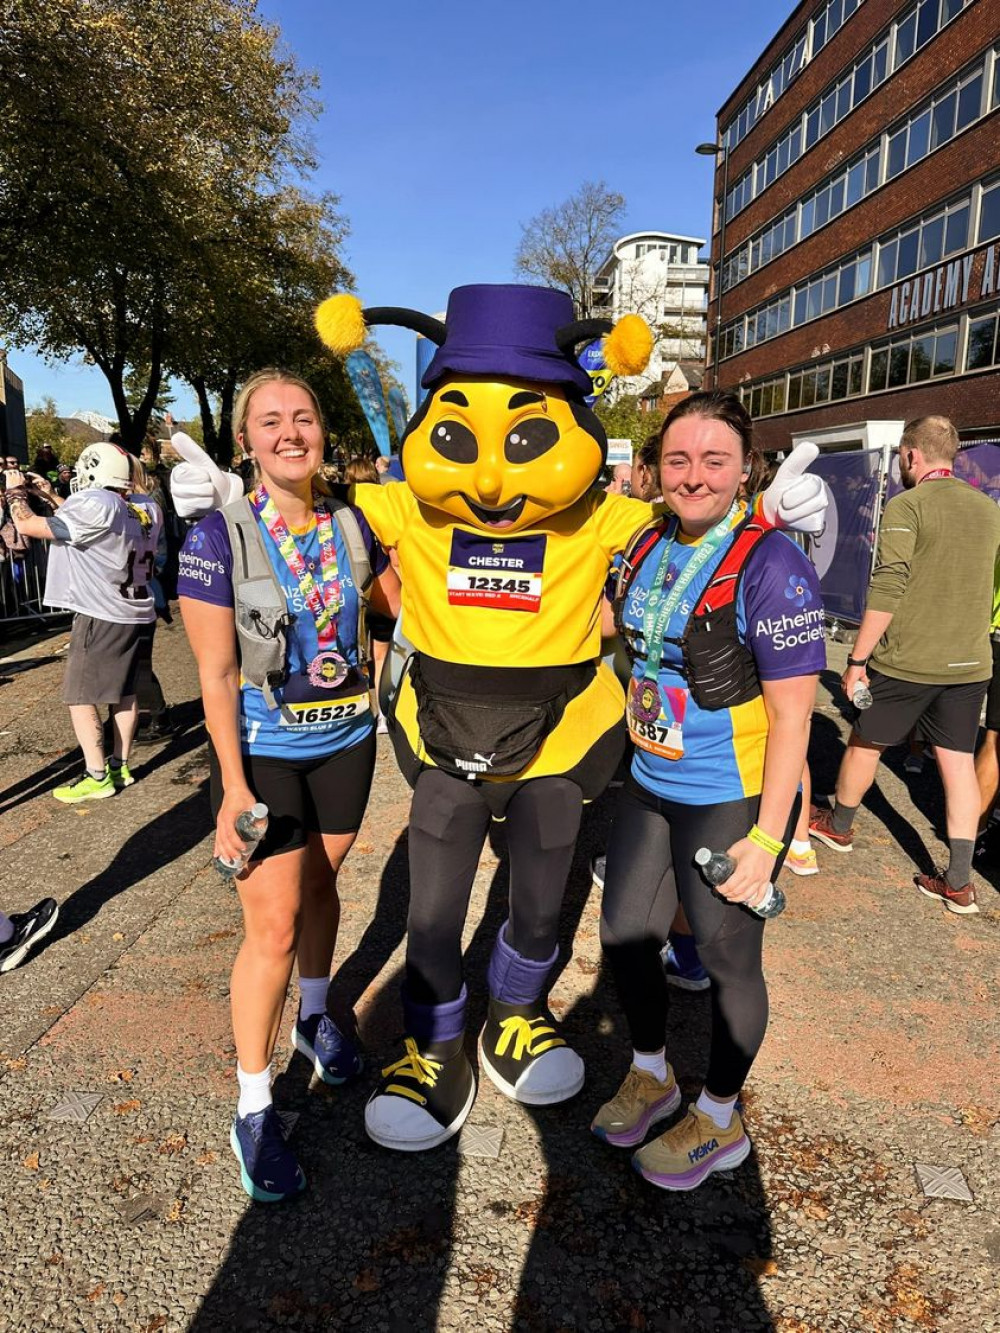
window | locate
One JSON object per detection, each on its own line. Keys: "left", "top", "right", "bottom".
{"left": 848, "top": 357, "right": 863, "bottom": 395}
{"left": 888, "top": 345, "right": 909, "bottom": 388}
{"left": 957, "top": 72, "right": 983, "bottom": 130}
{"left": 919, "top": 215, "right": 944, "bottom": 269}
{"left": 878, "top": 239, "right": 898, "bottom": 287}
{"left": 931, "top": 91, "right": 957, "bottom": 148}
{"left": 722, "top": 0, "right": 973, "bottom": 218}
{"left": 979, "top": 181, "right": 1000, "bottom": 243}
{"left": 906, "top": 109, "right": 931, "bottom": 166}
{"left": 897, "top": 229, "right": 919, "bottom": 278}
{"left": 933, "top": 329, "right": 957, "bottom": 376}
{"left": 887, "top": 129, "right": 907, "bottom": 179}
{"left": 945, "top": 202, "right": 969, "bottom": 252}
{"left": 869, "top": 348, "right": 889, "bottom": 391}
{"left": 910, "top": 335, "right": 934, "bottom": 382}
{"left": 967, "top": 314, "right": 998, "bottom": 370}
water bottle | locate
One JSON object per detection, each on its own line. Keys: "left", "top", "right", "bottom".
{"left": 213, "top": 802, "right": 269, "bottom": 879}
{"left": 694, "top": 847, "right": 786, "bottom": 919}
{"left": 852, "top": 682, "right": 873, "bottom": 710}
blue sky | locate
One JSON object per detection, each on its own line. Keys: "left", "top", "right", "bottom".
{"left": 17, "top": 0, "right": 794, "bottom": 419}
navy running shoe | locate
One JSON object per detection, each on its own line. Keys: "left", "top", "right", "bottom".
{"left": 293, "top": 1012, "right": 363, "bottom": 1085}
{"left": 229, "top": 1106, "right": 306, "bottom": 1203}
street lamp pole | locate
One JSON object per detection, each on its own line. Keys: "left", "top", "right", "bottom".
{"left": 695, "top": 140, "right": 730, "bottom": 391}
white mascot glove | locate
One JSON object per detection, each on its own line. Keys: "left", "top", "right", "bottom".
{"left": 168, "top": 432, "right": 244, "bottom": 519}
{"left": 760, "top": 441, "right": 826, "bottom": 535}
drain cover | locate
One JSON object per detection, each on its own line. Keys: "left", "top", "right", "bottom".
{"left": 458, "top": 1124, "right": 504, "bottom": 1158}
{"left": 914, "top": 1163, "right": 973, "bottom": 1201}
{"left": 48, "top": 1092, "right": 103, "bottom": 1123}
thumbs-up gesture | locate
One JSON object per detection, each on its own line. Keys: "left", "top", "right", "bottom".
{"left": 760, "top": 442, "right": 826, "bottom": 534}
{"left": 168, "top": 428, "right": 244, "bottom": 519}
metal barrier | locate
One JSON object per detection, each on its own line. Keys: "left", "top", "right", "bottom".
{"left": 0, "top": 539, "right": 58, "bottom": 624}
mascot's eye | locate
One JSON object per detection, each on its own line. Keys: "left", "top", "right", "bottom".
{"left": 430, "top": 419, "right": 478, "bottom": 463}
{"left": 504, "top": 418, "right": 559, "bottom": 464}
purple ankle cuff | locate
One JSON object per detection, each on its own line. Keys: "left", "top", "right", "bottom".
{"left": 487, "top": 921, "right": 558, "bottom": 1005}
{"left": 402, "top": 984, "right": 467, "bottom": 1044}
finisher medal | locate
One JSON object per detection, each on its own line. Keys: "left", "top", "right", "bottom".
{"left": 629, "top": 678, "right": 662, "bottom": 724}
{"left": 307, "top": 650, "right": 349, "bottom": 690}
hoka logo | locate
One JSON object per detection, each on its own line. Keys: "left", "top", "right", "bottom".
{"left": 688, "top": 1138, "right": 718, "bottom": 1163}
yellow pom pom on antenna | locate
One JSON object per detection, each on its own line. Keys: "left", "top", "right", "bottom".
{"left": 315, "top": 293, "right": 367, "bottom": 355}
{"left": 602, "top": 314, "right": 654, "bottom": 378}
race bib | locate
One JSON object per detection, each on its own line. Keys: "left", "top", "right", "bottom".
{"left": 278, "top": 694, "right": 369, "bottom": 727}
{"left": 446, "top": 531, "right": 546, "bottom": 612}
{"left": 277, "top": 664, "right": 370, "bottom": 728}
{"left": 627, "top": 678, "right": 687, "bottom": 760}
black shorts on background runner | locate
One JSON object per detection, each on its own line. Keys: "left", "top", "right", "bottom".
{"left": 855, "top": 668, "right": 988, "bottom": 753}
{"left": 208, "top": 731, "right": 377, "bottom": 861}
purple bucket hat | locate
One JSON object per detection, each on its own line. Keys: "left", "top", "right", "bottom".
{"left": 421, "top": 285, "right": 594, "bottom": 397}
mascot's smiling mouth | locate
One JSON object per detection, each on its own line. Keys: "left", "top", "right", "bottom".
{"left": 463, "top": 494, "right": 527, "bottom": 528}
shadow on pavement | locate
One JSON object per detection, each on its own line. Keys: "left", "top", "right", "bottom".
{"left": 41, "top": 777, "right": 212, "bottom": 951}
{"left": 188, "top": 785, "right": 777, "bottom": 1331}
{"left": 0, "top": 697, "right": 206, "bottom": 816}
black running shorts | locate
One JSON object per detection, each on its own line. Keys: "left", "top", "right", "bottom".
{"left": 855, "top": 668, "right": 988, "bottom": 753}
{"left": 62, "top": 614, "right": 154, "bottom": 705}
{"left": 208, "top": 730, "right": 377, "bottom": 861}
{"left": 985, "top": 639, "right": 1000, "bottom": 732}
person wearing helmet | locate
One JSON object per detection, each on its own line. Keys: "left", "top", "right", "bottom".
{"left": 4, "top": 442, "right": 162, "bottom": 802}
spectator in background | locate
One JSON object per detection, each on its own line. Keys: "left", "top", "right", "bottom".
{"left": 374, "top": 455, "right": 391, "bottom": 482}
{"left": 630, "top": 434, "right": 661, "bottom": 503}
{"left": 31, "top": 443, "right": 60, "bottom": 480}
{"left": 4, "top": 443, "right": 161, "bottom": 802}
{"left": 605, "top": 462, "right": 633, "bottom": 496}
{"left": 54, "top": 464, "right": 74, "bottom": 500}
{"left": 810, "top": 417, "right": 1000, "bottom": 914}
{"left": 973, "top": 552, "right": 1000, "bottom": 863}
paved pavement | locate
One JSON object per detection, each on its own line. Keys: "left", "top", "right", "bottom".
{"left": 0, "top": 615, "right": 997, "bottom": 1333}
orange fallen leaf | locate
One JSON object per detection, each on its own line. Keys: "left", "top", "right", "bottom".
{"left": 108, "top": 1068, "right": 135, "bottom": 1084}
{"left": 87, "top": 1284, "right": 105, "bottom": 1302}
{"left": 158, "top": 1132, "right": 187, "bottom": 1156}
{"left": 23, "top": 1151, "right": 39, "bottom": 1171}
{"left": 113, "top": 1100, "right": 141, "bottom": 1115}
{"left": 743, "top": 1257, "right": 779, "bottom": 1278}
{"left": 354, "top": 842, "right": 375, "bottom": 854}
{"left": 112, "top": 932, "right": 124, "bottom": 941}
{"left": 4, "top": 1057, "right": 26, "bottom": 1071}
{"left": 196, "top": 1151, "right": 216, "bottom": 1166}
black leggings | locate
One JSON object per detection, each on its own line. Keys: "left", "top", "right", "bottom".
{"left": 600, "top": 774, "right": 798, "bottom": 1098}
{"left": 405, "top": 769, "right": 583, "bottom": 1005}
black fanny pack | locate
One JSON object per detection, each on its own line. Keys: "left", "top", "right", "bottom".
{"left": 409, "top": 654, "right": 595, "bottom": 780}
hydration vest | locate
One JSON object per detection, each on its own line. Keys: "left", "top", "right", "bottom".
{"left": 221, "top": 494, "right": 373, "bottom": 712}
{"left": 613, "top": 513, "right": 779, "bottom": 711}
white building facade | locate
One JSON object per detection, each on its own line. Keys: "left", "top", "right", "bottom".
{"left": 592, "top": 231, "right": 709, "bottom": 393}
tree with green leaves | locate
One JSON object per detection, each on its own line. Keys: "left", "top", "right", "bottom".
{"left": 0, "top": 0, "right": 350, "bottom": 454}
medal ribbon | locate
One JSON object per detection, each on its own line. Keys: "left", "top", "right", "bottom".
{"left": 251, "top": 484, "right": 342, "bottom": 645}
{"left": 641, "top": 500, "right": 741, "bottom": 683}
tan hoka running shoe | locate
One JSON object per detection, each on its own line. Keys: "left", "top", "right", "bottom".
{"left": 590, "top": 1064, "right": 682, "bottom": 1148}
{"left": 632, "top": 1104, "right": 751, "bottom": 1191}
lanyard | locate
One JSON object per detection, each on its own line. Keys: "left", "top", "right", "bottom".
{"left": 251, "top": 484, "right": 342, "bottom": 645}
{"left": 918, "top": 469, "right": 953, "bottom": 483}
{"left": 641, "top": 501, "right": 740, "bottom": 682}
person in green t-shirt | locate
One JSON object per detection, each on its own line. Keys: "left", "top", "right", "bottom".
{"left": 810, "top": 417, "right": 1000, "bottom": 916}
{"left": 973, "top": 551, "right": 1000, "bottom": 861}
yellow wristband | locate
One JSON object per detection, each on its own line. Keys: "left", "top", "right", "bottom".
{"left": 748, "top": 824, "right": 784, "bottom": 857}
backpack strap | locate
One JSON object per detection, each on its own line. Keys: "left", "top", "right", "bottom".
{"left": 689, "top": 518, "right": 777, "bottom": 620}
{"left": 221, "top": 495, "right": 293, "bottom": 713}
{"left": 325, "top": 497, "right": 373, "bottom": 671}
{"left": 612, "top": 516, "right": 672, "bottom": 659}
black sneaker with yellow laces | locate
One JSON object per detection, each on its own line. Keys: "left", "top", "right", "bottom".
{"left": 364, "top": 1034, "right": 476, "bottom": 1152}
{"left": 478, "top": 998, "right": 585, "bottom": 1105}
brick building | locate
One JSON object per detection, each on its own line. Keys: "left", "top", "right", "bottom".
{"left": 705, "top": 0, "right": 1000, "bottom": 453}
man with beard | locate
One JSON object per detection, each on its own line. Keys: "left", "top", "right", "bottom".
{"left": 810, "top": 417, "right": 1000, "bottom": 915}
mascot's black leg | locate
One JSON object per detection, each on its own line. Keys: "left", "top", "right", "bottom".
{"left": 479, "top": 777, "right": 586, "bottom": 1106}
{"left": 364, "top": 768, "right": 489, "bottom": 1152}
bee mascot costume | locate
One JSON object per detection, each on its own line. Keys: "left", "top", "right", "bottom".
{"left": 169, "top": 283, "right": 826, "bottom": 1154}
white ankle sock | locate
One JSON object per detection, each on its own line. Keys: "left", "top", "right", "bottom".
{"left": 696, "top": 1089, "right": 738, "bottom": 1129}
{"left": 632, "top": 1048, "right": 668, "bottom": 1082}
{"left": 298, "top": 976, "right": 329, "bottom": 1021}
{"left": 236, "top": 1063, "right": 272, "bottom": 1118}
{"left": 790, "top": 838, "right": 811, "bottom": 855}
